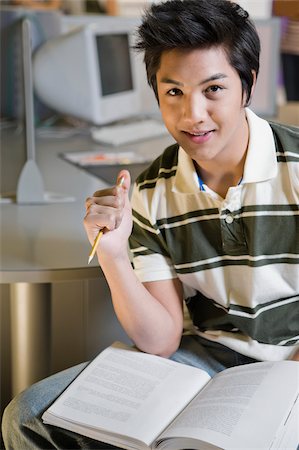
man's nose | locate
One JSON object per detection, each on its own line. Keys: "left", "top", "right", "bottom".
{"left": 183, "top": 94, "right": 207, "bottom": 124}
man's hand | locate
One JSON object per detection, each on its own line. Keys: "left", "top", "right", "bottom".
{"left": 84, "top": 170, "right": 132, "bottom": 259}
{"left": 291, "top": 348, "right": 299, "bottom": 361}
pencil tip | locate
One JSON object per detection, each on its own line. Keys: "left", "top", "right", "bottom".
{"left": 88, "top": 255, "right": 92, "bottom": 265}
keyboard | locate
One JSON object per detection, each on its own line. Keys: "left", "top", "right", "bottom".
{"left": 90, "top": 119, "right": 169, "bottom": 146}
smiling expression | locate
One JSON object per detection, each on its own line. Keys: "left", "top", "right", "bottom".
{"left": 156, "top": 46, "right": 253, "bottom": 168}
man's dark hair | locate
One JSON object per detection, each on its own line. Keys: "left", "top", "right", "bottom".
{"left": 135, "top": 0, "right": 260, "bottom": 105}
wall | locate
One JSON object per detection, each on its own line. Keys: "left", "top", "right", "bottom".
{"left": 237, "top": 0, "right": 273, "bottom": 18}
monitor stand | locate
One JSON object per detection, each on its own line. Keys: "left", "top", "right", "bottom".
{"left": 8, "top": 18, "right": 73, "bottom": 205}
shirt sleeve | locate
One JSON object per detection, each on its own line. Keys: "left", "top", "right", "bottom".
{"left": 129, "top": 182, "right": 177, "bottom": 283}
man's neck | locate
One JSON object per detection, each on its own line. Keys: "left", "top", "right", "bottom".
{"left": 198, "top": 165, "right": 244, "bottom": 198}
{"left": 195, "top": 115, "right": 249, "bottom": 198}
{"left": 195, "top": 145, "right": 248, "bottom": 198}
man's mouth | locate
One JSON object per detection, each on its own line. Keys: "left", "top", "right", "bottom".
{"left": 188, "top": 131, "right": 211, "bottom": 136}
{"left": 181, "top": 129, "right": 215, "bottom": 143}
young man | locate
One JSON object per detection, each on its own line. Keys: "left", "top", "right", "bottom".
{"left": 2, "top": 0, "right": 299, "bottom": 448}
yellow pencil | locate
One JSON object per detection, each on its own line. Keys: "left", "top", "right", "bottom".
{"left": 87, "top": 176, "right": 125, "bottom": 265}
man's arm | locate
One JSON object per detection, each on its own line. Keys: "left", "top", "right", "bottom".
{"left": 291, "top": 348, "right": 299, "bottom": 361}
{"left": 84, "top": 170, "right": 184, "bottom": 357}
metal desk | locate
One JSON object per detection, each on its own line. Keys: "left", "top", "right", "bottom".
{"left": 0, "top": 127, "right": 173, "bottom": 395}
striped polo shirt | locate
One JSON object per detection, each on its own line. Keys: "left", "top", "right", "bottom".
{"left": 129, "top": 109, "right": 299, "bottom": 361}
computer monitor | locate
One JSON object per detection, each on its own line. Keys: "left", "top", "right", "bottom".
{"left": 33, "top": 19, "right": 141, "bottom": 125}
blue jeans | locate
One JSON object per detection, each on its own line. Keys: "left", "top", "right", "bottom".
{"left": 2, "top": 335, "right": 258, "bottom": 449}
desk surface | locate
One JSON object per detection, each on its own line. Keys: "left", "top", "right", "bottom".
{"left": 0, "top": 127, "right": 174, "bottom": 283}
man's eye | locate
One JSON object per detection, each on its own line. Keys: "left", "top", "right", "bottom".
{"left": 206, "top": 85, "right": 223, "bottom": 93}
{"left": 167, "top": 88, "right": 182, "bottom": 96}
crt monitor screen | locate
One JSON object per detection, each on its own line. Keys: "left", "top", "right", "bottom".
{"left": 33, "top": 22, "right": 141, "bottom": 125}
{"left": 96, "top": 34, "right": 133, "bottom": 96}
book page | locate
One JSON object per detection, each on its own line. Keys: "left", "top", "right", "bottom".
{"left": 42, "top": 342, "right": 211, "bottom": 449}
{"left": 271, "top": 393, "right": 299, "bottom": 450}
{"left": 156, "top": 361, "right": 299, "bottom": 450}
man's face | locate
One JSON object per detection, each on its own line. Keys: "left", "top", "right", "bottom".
{"left": 156, "top": 46, "right": 250, "bottom": 166}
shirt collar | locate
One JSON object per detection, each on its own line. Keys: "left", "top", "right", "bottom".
{"left": 243, "top": 108, "right": 277, "bottom": 183}
{"left": 172, "top": 108, "right": 277, "bottom": 194}
{"left": 172, "top": 148, "right": 199, "bottom": 194}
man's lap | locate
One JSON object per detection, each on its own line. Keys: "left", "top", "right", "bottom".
{"left": 2, "top": 335, "right": 258, "bottom": 449}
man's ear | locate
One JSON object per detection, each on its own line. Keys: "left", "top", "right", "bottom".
{"left": 243, "top": 70, "right": 257, "bottom": 107}
{"left": 249, "top": 70, "right": 257, "bottom": 102}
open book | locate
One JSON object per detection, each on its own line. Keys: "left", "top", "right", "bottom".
{"left": 42, "top": 342, "right": 299, "bottom": 450}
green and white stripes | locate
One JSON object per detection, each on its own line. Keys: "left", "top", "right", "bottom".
{"left": 129, "top": 110, "right": 299, "bottom": 356}
{"left": 186, "top": 291, "right": 299, "bottom": 346}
